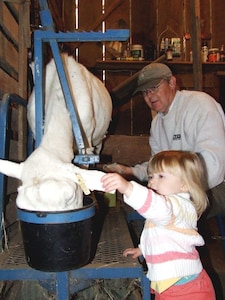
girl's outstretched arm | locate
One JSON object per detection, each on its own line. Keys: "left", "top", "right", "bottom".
{"left": 101, "top": 173, "right": 133, "bottom": 197}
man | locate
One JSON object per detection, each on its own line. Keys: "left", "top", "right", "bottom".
{"left": 104, "top": 63, "right": 225, "bottom": 217}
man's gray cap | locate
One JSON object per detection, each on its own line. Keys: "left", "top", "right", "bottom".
{"left": 133, "top": 63, "right": 172, "bottom": 94}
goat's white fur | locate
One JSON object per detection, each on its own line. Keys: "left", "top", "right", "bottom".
{"left": 0, "top": 55, "right": 112, "bottom": 211}
{"left": 28, "top": 54, "right": 112, "bottom": 154}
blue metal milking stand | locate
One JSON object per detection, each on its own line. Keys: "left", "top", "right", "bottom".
{"left": 0, "top": 94, "right": 27, "bottom": 251}
{"left": 0, "top": 1, "right": 131, "bottom": 299}
{"left": 32, "top": 1, "right": 129, "bottom": 296}
{"left": 35, "top": 0, "right": 129, "bottom": 165}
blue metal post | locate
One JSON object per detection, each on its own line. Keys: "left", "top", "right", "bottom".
{"left": 56, "top": 272, "right": 70, "bottom": 299}
{"left": 33, "top": 31, "right": 44, "bottom": 147}
{"left": 0, "top": 94, "right": 27, "bottom": 251}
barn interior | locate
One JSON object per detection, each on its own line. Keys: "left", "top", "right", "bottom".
{"left": 0, "top": 0, "right": 225, "bottom": 299}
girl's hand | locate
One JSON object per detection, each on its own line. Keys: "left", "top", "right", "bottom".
{"left": 101, "top": 173, "right": 133, "bottom": 197}
{"left": 123, "top": 247, "right": 142, "bottom": 259}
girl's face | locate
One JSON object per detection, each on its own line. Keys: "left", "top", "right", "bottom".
{"left": 148, "top": 171, "right": 188, "bottom": 196}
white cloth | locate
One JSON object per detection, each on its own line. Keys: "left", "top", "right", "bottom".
{"left": 74, "top": 167, "right": 115, "bottom": 194}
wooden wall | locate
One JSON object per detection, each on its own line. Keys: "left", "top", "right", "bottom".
{"left": 46, "top": 0, "right": 151, "bottom": 66}
{"left": 0, "top": 0, "right": 30, "bottom": 99}
{"left": 44, "top": 0, "right": 225, "bottom": 67}
{"left": 100, "top": 135, "right": 150, "bottom": 165}
{"left": 0, "top": 0, "right": 30, "bottom": 162}
{"left": 0, "top": 2, "right": 20, "bottom": 97}
{"left": 144, "top": 0, "right": 225, "bottom": 57}
{"left": 101, "top": 0, "right": 225, "bottom": 137}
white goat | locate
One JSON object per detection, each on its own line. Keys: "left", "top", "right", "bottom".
{"left": 0, "top": 55, "right": 112, "bottom": 211}
{"left": 28, "top": 54, "right": 112, "bottom": 154}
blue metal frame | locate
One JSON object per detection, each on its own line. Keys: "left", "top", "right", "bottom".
{"left": 0, "top": 264, "right": 151, "bottom": 299}
{"left": 17, "top": 204, "right": 95, "bottom": 224}
{"left": 216, "top": 214, "right": 225, "bottom": 255}
{"left": 33, "top": 30, "right": 129, "bottom": 165}
{"left": 0, "top": 93, "right": 27, "bottom": 251}
{"left": 34, "top": 0, "right": 129, "bottom": 164}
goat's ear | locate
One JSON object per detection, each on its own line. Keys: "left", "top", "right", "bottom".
{"left": 0, "top": 159, "right": 22, "bottom": 179}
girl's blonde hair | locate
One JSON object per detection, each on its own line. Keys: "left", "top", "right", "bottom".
{"left": 148, "top": 150, "right": 208, "bottom": 218}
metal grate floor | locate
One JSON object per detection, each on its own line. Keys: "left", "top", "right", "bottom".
{"left": 92, "top": 209, "right": 135, "bottom": 265}
{"left": 0, "top": 207, "right": 151, "bottom": 300}
{"left": 0, "top": 230, "right": 28, "bottom": 269}
{"left": 0, "top": 208, "right": 136, "bottom": 270}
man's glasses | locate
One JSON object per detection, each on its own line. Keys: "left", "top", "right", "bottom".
{"left": 142, "top": 80, "right": 164, "bottom": 96}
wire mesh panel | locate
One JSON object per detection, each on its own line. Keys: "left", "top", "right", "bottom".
{"left": 92, "top": 209, "right": 136, "bottom": 265}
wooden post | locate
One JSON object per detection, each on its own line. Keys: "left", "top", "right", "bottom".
{"left": 18, "top": 0, "right": 30, "bottom": 160}
{"left": 190, "top": 0, "right": 202, "bottom": 91}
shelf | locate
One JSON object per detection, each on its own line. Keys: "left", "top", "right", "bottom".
{"left": 94, "top": 59, "right": 225, "bottom": 75}
{"left": 94, "top": 59, "right": 152, "bottom": 71}
{"left": 167, "top": 61, "right": 225, "bottom": 74}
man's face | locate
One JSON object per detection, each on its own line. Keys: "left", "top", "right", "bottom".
{"left": 142, "top": 76, "right": 176, "bottom": 114}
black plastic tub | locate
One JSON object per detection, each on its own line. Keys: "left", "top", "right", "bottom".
{"left": 17, "top": 197, "right": 95, "bottom": 272}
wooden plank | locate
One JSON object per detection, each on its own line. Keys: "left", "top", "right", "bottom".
{"left": 18, "top": 0, "right": 29, "bottom": 97}
{"left": 100, "top": 135, "right": 151, "bottom": 165}
{"left": 79, "top": 0, "right": 102, "bottom": 66}
{"left": 0, "top": 3, "right": 19, "bottom": 46}
{"left": 131, "top": 0, "right": 151, "bottom": 46}
{"left": 4, "top": 2, "right": 19, "bottom": 23}
{"left": 0, "top": 0, "right": 28, "bottom": 3}
{"left": 63, "top": 0, "right": 75, "bottom": 32}
{"left": 0, "top": 0, "right": 29, "bottom": 162}
{"left": 0, "top": 54, "right": 18, "bottom": 80}
{"left": 91, "top": 0, "right": 126, "bottom": 32}
{"left": 176, "top": 72, "right": 219, "bottom": 89}
{"left": 48, "top": 0, "right": 64, "bottom": 31}
{"left": 199, "top": 0, "right": 211, "bottom": 43}
{"left": 104, "top": 0, "right": 129, "bottom": 60}
{"left": 18, "top": 1, "right": 29, "bottom": 160}
{"left": 0, "top": 68, "right": 18, "bottom": 93}
{"left": 79, "top": 0, "right": 128, "bottom": 67}
{"left": 19, "top": 1, "right": 30, "bottom": 48}
{"left": 211, "top": 0, "right": 225, "bottom": 48}
{"left": 190, "top": 0, "right": 202, "bottom": 90}
{"left": 156, "top": 0, "right": 185, "bottom": 54}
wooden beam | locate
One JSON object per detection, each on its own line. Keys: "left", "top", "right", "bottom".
{"left": 0, "top": 0, "right": 29, "bottom": 4}
{"left": 73, "top": 0, "right": 126, "bottom": 49}
{"left": 18, "top": 0, "right": 29, "bottom": 160}
{"left": 87, "top": 0, "right": 125, "bottom": 31}
{"left": 190, "top": 0, "right": 202, "bottom": 91}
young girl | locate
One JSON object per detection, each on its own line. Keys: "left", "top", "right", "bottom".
{"left": 101, "top": 150, "right": 215, "bottom": 300}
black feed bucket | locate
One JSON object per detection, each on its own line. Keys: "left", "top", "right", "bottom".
{"left": 17, "top": 197, "right": 95, "bottom": 272}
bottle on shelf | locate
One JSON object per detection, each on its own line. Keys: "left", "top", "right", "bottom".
{"left": 159, "top": 38, "right": 165, "bottom": 56}
{"left": 219, "top": 44, "right": 225, "bottom": 62}
{"left": 166, "top": 44, "right": 173, "bottom": 61}
{"left": 190, "top": 50, "right": 193, "bottom": 62}
{"left": 201, "top": 41, "right": 208, "bottom": 62}
{"left": 164, "top": 38, "right": 169, "bottom": 52}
